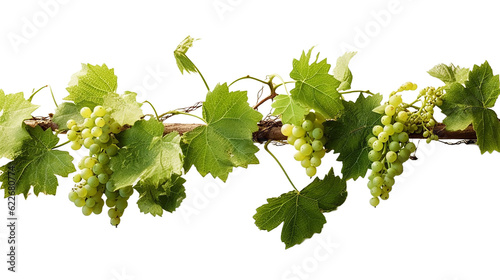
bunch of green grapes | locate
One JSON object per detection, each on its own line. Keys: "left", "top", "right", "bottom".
{"left": 366, "top": 88, "right": 416, "bottom": 207}
{"left": 281, "top": 112, "right": 327, "bottom": 177}
{"left": 405, "top": 86, "right": 443, "bottom": 143}
{"left": 66, "top": 106, "right": 131, "bottom": 227}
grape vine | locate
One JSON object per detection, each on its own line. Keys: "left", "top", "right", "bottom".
{"left": 1, "top": 35, "right": 498, "bottom": 249}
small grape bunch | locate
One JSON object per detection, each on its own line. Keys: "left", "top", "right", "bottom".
{"left": 66, "top": 105, "right": 130, "bottom": 226}
{"left": 281, "top": 112, "right": 327, "bottom": 177}
{"left": 366, "top": 93, "right": 415, "bottom": 207}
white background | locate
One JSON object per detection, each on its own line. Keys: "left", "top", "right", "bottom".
{"left": 1, "top": 0, "right": 500, "bottom": 279}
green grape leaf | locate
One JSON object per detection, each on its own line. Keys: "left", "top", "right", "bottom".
{"left": 174, "top": 36, "right": 199, "bottom": 74}
{"left": 135, "top": 174, "right": 186, "bottom": 217}
{"left": 271, "top": 94, "right": 308, "bottom": 126}
{"left": 0, "top": 90, "right": 39, "bottom": 159}
{"left": 51, "top": 102, "right": 84, "bottom": 130}
{"left": 103, "top": 91, "right": 143, "bottom": 126}
{"left": 440, "top": 61, "right": 500, "bottom": 153}
{"left": 428, "top": 63, "right": 470, "bottom": 85}
{"left": 182, "top": 83, "right": 262, "bottom": 181}
{"left": 324, "top": 93, "right": 383, "bottom": 180}
{"left": 110, "top": 119, "right": 184, "bottom": 189}
{"left": 254, "top": 169, "right": 347, "bottom": 249}
{"left": 290, "top": 48, "right": 343, "bottom": 119}
{"left": 64, "top": 63, "right": 117, "bottom": 108}
{"left": 0, "top": 125, "right": 75, "bottom": 198}
{"left": 333, "top": 52, "right": 357, "bottom": 91}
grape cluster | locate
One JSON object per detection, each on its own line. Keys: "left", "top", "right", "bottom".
{"left": 405, "top": 86, "right": 443, "bottom": 143}
{"left": 366, "top": 93, "right": 416, "bottom": 207}
{"left": 66, "top": 106, "right": 131, "bottom": 226}
{"left": 281, "top": 112, "right": 327, "bottom": 177}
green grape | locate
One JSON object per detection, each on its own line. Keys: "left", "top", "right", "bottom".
{"left": 389, "top": 141, "right": 400, "bottom": 152}
{"left": 67, "top": 119, "right": 77, "bottom": 129}
{"left": 389, "top": 94, "right": 402, "bottom": 106}
{"left": 370, "top": 197, "right": 380, "bottom": 207}
{"left": 95, "top": 117, "right": 106, "bottom": 127}
{"left": 311, "top": 128, "right": 324, "bottom": 139}
{"left": 82, "top": 205, "right": 93, "bottom": 216}
{"left": 378, "top": 132, "right": 389, "bottom": 142}
{"left": 71, "top": 142, "right": 81, "bottom": 150}
{"left": 368, "top": 150, "right": 381, "bottom": 161}
{"left": 370, "top": 187, "right": 382, "bottom": 197}
{"left": 80, "top": 107, "right": 92, "bottom": 118}
{"left": 391, "top": 133, "right": 400, "bottom": 142}
{"left": 301, "top": 158, "right": 311, "bottom": 168}
{"left": 372, "top": 140, "right": 383, "bottom": 152}
{"left": 386, "top": 168, "right": 397, "bottom": 178}
{"left": 76, "top": 187, "right": 88, "bottom": 198}
{"left": 92, "top": 163, "right": 104, "bottom": 175}
{"left": 304, "top": 112, "right": 316, "bottom": 121}
{"left": 287, "top": 135, "right": 297, "bottom": 145}
{"left": 85, "top": 185, "right": 97, "bottom": 197}
{"left": 302, "top": 120, "right": 314, "bottom": 132}
{"left": 94, "top": 105, "right": 106, "bottom": 117}
{"left": 385, "top": 105, "right": 396, "bottom": 116}
{"left": 281, "top": 124, "right": 293, "bottom": 136}
{"left": 106, "top": 198, "right": 116, "bottom": 207}
{"left": 87, "top": 176, "right": 99, "bottom": 188}
{"left": 68, "top": 191, "right": 78, "bottom": 202}
{"left": 83, "top": 138, "right": 94, "bottom": 148}
{"left": 106, "top": 144, "right": 119, "bottom": 156}
{"left": 310, "top": 156, "right": 321, "bottom": 167}
{"left": 93, "top": 205, "right": 103, "bottom": 215}
{"left": 110, "top": 122, "right": 121, "bottom": 134}
{"left": 384, "top": 176, "right": 395, "bottom": 187}
{"left": 305, "top": 166, "right": 317, "bottom": 177}
{"left": 397, "top": 111, "right": 408, "bottom": 122}
{"left": 101, "top": 124, "right": 111, "bottom": 134}
{"left": 98, "top": 173, "right": 109, "bottom": 184}
{"left": 292, "top": 126, "right": 306, "bottom": 138}
{"left": 115, "top": 198, "right": 128, "bottom": 211}
{"left": 67, "top": 130, "right": 78, "bottom": 141}
{"left": 372, "top": 125, "right": 383, "bottom": 136}
{"left": 367, "top": 137, "right": 377, "bottom": 147}
{"left": 74, "top": 197, "right": 86, "bottom": 207}
{"left": 381, "top": 115, "right": 392, "bottom": 126}
{"left": 384, "top": 125, "right": 394, "bottom": 136}
{"left": 89, "top": 144, "right": 101, "bottom": 155}
{"left": 110, "top": 217, "right": 120, "bottom": 226}
{"left": 405, "top": 142, "right": 416, "bottom": 153}
{"left": 106, "top": 181, "right": 115, "bottom": 192}
{"left": 80, "top": 168, "right": 93, "bottom": 180}
{"left": 371, "top": 161, "right": 383, "bottom": 173}
{"left": 82, "top": 128, "right": 92, "bottom": 139}
{"left": 83, "top": 118, "right": 94, "bottom": 128}
{"left": 98, "top": 153, "right": 110, "bottom": 165}
{"left": 393, "top": 122, "right": 404, "bottom": 133}
{"left": 294, "top": 138, "right": 307, "bottom": 151}
{"left": 119, "top": 186, "right": 133, "bottom": 198}
{"left": 391, "top": 161, "right": 404, "bottom": 175}
{"left": 294, "top": 151, "right": 306, "bottom": 161}
{"left": 312, "top": 149, "right": 326, "bottom": 159}
{"left": 300, "top": 143, "right": 313, "bottom": 156}
{"left": 84, "top": 157, "right": 96, "bottom": 168}
{"left": 108, "top": 208, "right": 119, "bottom": 219}
{"left": 372, "top": 176, "right": 383, "bottom": 187}
{"left": 398, "top": 132, "right": 409, "bottom": 143}
{"left": 380, "top": 192, "right": 389, "bottom": 200}
{"left": 311, "top": 140, "right": 323, "bottom": 151}
{"left": 91, "top": 127, "right": 103, "bottom": 137}
{"left": 85, "top": 198, "right": 96, "bottom": 208}
{"left": 73, "top": 174, "right": 82, "bottom": 183}
{"left": 386, "top": 151, "right": 397, "bottom": 163}
{"left": 398, "top": 149, "right": 410, "bottom": 162}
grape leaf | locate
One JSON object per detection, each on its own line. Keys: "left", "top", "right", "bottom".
{"left": 110, "top": 119, "right": 184, "bottom": 189}
{"left": 135, "top": 174, "right": 186, "bottom": 217}
{"left": 254, "top": 169, "right": 347, "bottom": 249}
{"left": 324, "top": 93, "right": 383, "bottom": 180}
{"left": 271, "top": 94, "right": 308, "bottom": 126}
{"left": 64, "top": 63, "right": 117, "bottom": 108}
{"left": 51, "top": 102, "right": 84, "bottom": 130}
{"left": 182, "top": 83, "right": 262, "bottom": 181}
{"left": 103, "top": 91, "right": 143, "bottom": 126}
{"left": 174, "top": 36, "right": 199, "bottom": 74}
{"left": 440, "top": 61, "right": 500, "bottom": 153}
{"left": 428, "top": 63, "right": 470, "bottom": 85}
{"left": 0, "top": 90, "right": 39, "bottom": 159}
{"left": 0, "top": 125, "right": 75, "bottom": 198}
{"left": 290, "top": 48, "right": 343, "bottom": 119}
{"left": 333, "top": 52, "right": 357, "bottom": 91}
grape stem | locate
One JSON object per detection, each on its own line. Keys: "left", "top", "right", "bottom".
{"left": 142, "top": 101, "right": 160, "bottom": 121}
{"left": 27, "top": 85, "right": 48, "bottom": 102}
{"left": 159, "top": 110, "right": 207, "bottom": 124}
{"left": 264, "top": 140, "right": 299, "bottom": 192}
{"left": 53, "top": 140, "right": 70, "bottom": 149}
{"left": 193, "top": 64, "right": 211, "bottom": 92}
{"left": 49, "top": 86, "right": 58, "bottom": 107}
{"left": 340, "top": 89, "right": 375, "bottom": 96}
